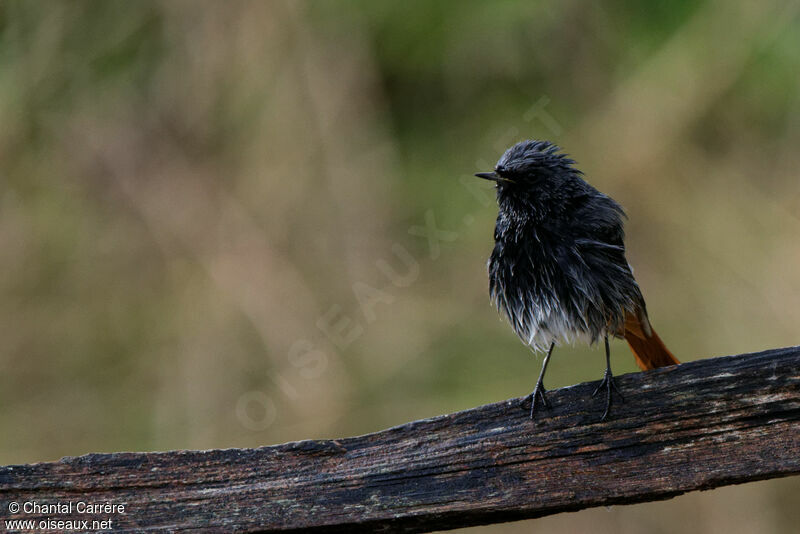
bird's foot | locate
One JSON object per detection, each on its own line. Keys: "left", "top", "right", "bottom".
{"left": 592, "top": 369, "right": 623, "bottom": 421}
{"left": 526, "top": 379, "right": 551, "bottom": 420}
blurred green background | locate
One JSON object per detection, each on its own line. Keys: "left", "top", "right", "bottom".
{"left": 2, "top": 0, "right": 800, "bottom": 532}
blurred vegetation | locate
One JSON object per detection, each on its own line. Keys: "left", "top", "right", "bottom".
{"left": 1, "top": 1, "right": 799, "bottom": 532}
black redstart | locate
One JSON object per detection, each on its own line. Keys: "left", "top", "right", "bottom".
{"left": 476, "top": 140, "right": 678, "bottom": 421}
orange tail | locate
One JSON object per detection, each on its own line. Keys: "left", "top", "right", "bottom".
{"left": 623, "top": 311, "right": 679, "bottom": 371}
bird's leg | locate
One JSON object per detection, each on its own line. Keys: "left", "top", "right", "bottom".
{"left": 592, "top": 335, "right": 624, "bottom": 421}
{"left": 528, "top": 342, "right": 555, "bottom": 420}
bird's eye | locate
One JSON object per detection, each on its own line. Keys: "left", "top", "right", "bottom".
{"left": 495, "top": 165, "right": 508, "bottom": 176}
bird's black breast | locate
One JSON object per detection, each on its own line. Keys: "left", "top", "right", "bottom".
{"left": 488, "top": 191, "right": 644, "bottom": 350}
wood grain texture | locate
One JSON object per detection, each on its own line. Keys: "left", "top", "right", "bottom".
{"left": 2, "top": 346, "right": 799, "bottom": 533}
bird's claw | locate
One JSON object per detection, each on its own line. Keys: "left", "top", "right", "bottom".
{"left": 527, "top": 380, "right": 551, "bottom": 420}
{"left": 592, "top": 369, "right": 623, "bottom": 421}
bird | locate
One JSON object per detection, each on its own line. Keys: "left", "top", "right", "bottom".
{"left": 475, "top": 139, "right": 678, "bottom": 421}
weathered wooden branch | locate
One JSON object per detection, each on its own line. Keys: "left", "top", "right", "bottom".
{"left": 2, "top": 346, "right": 799, "bottom": 533}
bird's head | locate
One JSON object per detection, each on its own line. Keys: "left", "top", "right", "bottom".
{"left": 475, "top": 140, "right": 578, "bottom": 193}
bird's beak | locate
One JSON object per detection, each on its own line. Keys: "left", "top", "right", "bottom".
{"left": 474, "top": 172, "right": 513, "bottom": 183}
